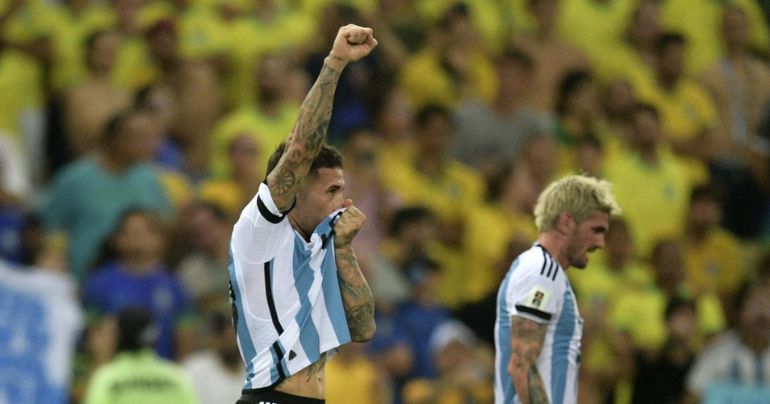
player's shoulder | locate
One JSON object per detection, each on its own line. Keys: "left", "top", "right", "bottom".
{"left": 513, "top": 244, "right": 562, "bottom": 282}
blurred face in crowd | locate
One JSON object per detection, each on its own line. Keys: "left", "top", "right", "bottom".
{"left": 628, "top": 0, "right": 660, "bottom": 44}
{"left": 417, "top": 112, "right": 453, "bottom": 157}
{"left": 667, "top": 304, "right": 697, "bottom": 342}
{"left": 603, "top": 79, "right": 635, "bottom": 118}
{"left": 652, "top": 241, "right": 685, "bottom": 288}
{"left": 658, "top": 42, "right": 685, "bottom": 82}
{"left": 228, "top": 134, "right": 262, "bottom": 178}
{"left": 529, "top": 0, "right": 560, "bottom": 31}
{"left": 188, "top": 205, "right": 229, "bottom": 254}
{"left": 631, "top": 108, "right": 661, "bottom": 149}
{"left": 378, "top": 88, "right": 415, "bottom": 138}
{"left": 604, "top": 219, "right": 634, "bottom": 263}
{"left": 86, "top": 31, "right": 119, "bottom": 75}
{"left": 497, "top": 58, "right": 533, "bottom": 103}
{"left": 739, "top": 287, "right": 770, "bottom": 346}
{"left": 568, "top": 80, "right": 600, "bottom": 119}
{"left": 114, "top": 212, "right": 166, "bottom": 262}
{"left": 113, "top": 112, "right": 161, "bottom": 163}
{"left": 256, "top": 54, "right": 289, "bottom": 104}
{"left": 148, "top": 21, "right": 179, "bottom": 62}
{"left": 343, "top": 129, "right": 379, "bottom": 171}
{"left": 722, "top": 6, "right": 749, "bottom": 50}
{"left": 688, "top": 196, "right": 722, "bottom": 233}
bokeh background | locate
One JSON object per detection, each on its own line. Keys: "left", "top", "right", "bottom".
{"left": 1, "top": 0, "right": 769, "bottom": 403}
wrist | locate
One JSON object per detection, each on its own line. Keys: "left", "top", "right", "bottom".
{"left": 325, "top": 52, "right": 348, "bottom": 71}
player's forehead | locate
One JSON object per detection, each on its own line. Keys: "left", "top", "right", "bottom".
{"left": 581, "top": 211, "right": 610, "bottom": 228}
{"left": 309, "top": 167, "right": 345, "bottom": 189}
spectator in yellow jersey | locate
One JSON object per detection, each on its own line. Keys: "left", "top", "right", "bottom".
{"left": 638, "top": 32, "right": 718, "bottom": 184}
{"left": 604, "top": 103, "right": 691, "bottom": 257}
{"left": 325, "top": 343, "right": 388, "bottom": 404}
{"left": 209, "top": 52, "right": 300, "bottom": 178}
{"left": 398, "top": 3, "right": 496, "bottom": 109}
{"left": 682, "top": 185, "right": 744, "bottom": 320}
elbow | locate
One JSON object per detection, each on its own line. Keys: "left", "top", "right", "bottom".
{"left": 351, "top": 321, "right": 376, "bottom": 342}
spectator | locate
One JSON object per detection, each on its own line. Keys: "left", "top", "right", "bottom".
{"left": 83, "top": 208, "right": 193, "bottom": 360}
{"left": 0, "top": 256, "right": 83, "bottom": 404}
{"left": 604, "top": 103, "right": 691, "bottom": 257}
{"left": 176, "top": 202, "right": 232, "bottom": 316}
{"left": 64, "top": 30, "right": 131, "bottom": 157}
{"left": 682, "top": 185, "right": 744, "bottom": 318}
{"left": 685, "top": 283, "right": 770, "bottom": 403}
{"left": 514, "top": 0, "right": 590, "bottom": 113}
{"left": 699, "top": 4, "right": 770, "bottom": 238}
{"left": 633, "top": 297, "right": 698, "bottom": 404}
{"left": 639, "top": 32, "right": 718, "bottom": 185}
{"left": 451, "top": 47, "right": 554, "bottom": 178}
{"left": 183, "top": 312, "right": 244, "bottom": 404}
{"left": 326, "top": 343, "right": 389, "bottom": 404}
{"left": 83, "top": 307, "right": 199, "bottom": 404}
{"left": 39, "top": 108, "right": 171, "bottom": 279}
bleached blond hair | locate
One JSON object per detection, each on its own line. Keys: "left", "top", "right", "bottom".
{"left": 534, "top": 175, "right": 621, "bottom": 232}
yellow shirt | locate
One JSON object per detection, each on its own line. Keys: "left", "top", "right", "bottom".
{"left": 325, "top": 355, "right": 380, "bottom": 404}
{"left": 660, "top": 0, "right": 770, "bottom": 74}
{"left": 196, "top": 179, "right": 248, "bottom": 219}
{"left": 683, "top": 229, "right": 744, "bottom": 296}
{"left": 463, "top": 204, "right": 537, "bottom": 302}
{"left": 399, "top": 48, "right": 497, "bottom": 109}
{"left": 558, "top": 0, "right": 636, "bottom": 61}
{"left": 111, "top": 35, "right": 158, "bottom": 91}
{"left": 0, "top": 51, "right": 43, "bottom": 137}
{"left": 209, "top": 104, "right": 299, "bottom": 178}
{"left": 604, "top": 147, "right": 691, "bottom": 257}
{"left": 638, "top": 78, "right": 717, "bottom": 184}
{"left": 382, "top": 158, "right": 485, "bottom": 223}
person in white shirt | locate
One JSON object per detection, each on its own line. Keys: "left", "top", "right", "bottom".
{"left": 494, "top": 175, "right": 621, "bottom": 404}
{"left": 228, "top": 25, "right": 378, "bottom": 404}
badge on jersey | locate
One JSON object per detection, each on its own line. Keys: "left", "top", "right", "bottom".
{"left": 527, "top": 286, "right": 550, "bottom": 310}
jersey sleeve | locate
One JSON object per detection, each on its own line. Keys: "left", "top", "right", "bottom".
{"left": 503, "top": 253, "right": 564, "bottom": 324}
{"left": 230, "top": 182, "right": 292, "bottom": 263}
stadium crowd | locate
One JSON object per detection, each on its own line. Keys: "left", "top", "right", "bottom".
{"left": 0, "top": 0, "right": 769, "bottom": 403}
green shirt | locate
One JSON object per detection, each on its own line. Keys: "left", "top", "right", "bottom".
{"left": 84, "top": 350, "right": 199, "bottom": 404}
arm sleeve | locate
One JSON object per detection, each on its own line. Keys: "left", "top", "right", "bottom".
{"left": 230, "top": 182, "right": 292, "bottom": 263}
{"left": 502, "top": 255, "right": 564, "bottom": 324}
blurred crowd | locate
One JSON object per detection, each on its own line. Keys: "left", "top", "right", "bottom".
{"left": 0, "top": 0, "right": 770, "bottom": 403}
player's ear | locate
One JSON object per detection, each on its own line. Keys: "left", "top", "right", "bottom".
{"left": 556, "top": 212, "right": 573, "bottom": 235}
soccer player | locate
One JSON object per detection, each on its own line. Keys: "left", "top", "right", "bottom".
{"left": 228, "top": 25, "right": 378, "bottom": 404}
{"left": 494, "top": 175, "right": 621, "bottom": 404}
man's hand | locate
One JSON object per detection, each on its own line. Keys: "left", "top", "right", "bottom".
{"left": 334, "top": 199, "right": 366, "bottom": 248}
{"left": 328, "top": 25, "right": 378, "bottom": 66}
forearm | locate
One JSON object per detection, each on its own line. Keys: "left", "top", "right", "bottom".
{"left": 267, "top": 58, "right": 344, "bottom": 207}
{"left": 334, "top": 245, "right": 375, "bottom": 341}
{"left": 510, "top": 356, "right": 549, "bottom": 404}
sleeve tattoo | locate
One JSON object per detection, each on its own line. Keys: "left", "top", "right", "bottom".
{"left": 335, "top": 246, "right": 375, "bottom": 341}
{"left": 510, "top": 316, "right": 549, "bottom": 404}
{"left": 267, "top": 63, "right": 342, "bottom": 210}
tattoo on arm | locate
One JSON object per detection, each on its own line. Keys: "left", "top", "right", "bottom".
{"left": 306, "top": 352, "right": 327, "bottom": 382}
{"left": 267, "top": 64, "right": 342, "bottom": 210}
{"left": 509, "top": 316, "right": 549, "bottom": 404}
{"left": 335, "top": 247, "right": 375, "bottom": 341}
{"left": 527, "top": 366, "right": 549, "bottom": 404}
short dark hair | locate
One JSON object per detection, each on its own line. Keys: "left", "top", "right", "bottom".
{"left": 689, "top": 184, "right": 721, "bottom": 205}
{"left": 556, "top": 69, "right": 593, "bottom": 116}
{"left": 117, "top": 307, "right": 157, "bottom": 353}
{"left": 389, "top": 206, "right": 435, "bottom": 236}
{"left": 656, "top": 32, "right": 687, "bottom": 55}
{"left": 496, "top": 46, "right": 534, "bottom": 71}
{"left": 633, "top": 102, "right": 660, "bottom": 122}
{"left": 265, "top": 142, "right": 343, "bottom": 177}
{"left": 102, "top": 109, "right": 147, "bottom": 145}
{"left": 416, "top": 104, "right": 452, "bottom": 129}
{"left": 664, "top": 296, "right": 696, "bottom": 321}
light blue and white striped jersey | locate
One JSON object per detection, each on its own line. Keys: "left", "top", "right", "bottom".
{"left": 494, "top": 243, "right": 583, "bottom": 404}
{"left": 228, "top": 182, "right": 351, "bottom": 390}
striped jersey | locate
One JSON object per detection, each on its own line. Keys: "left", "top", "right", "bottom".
{"left": 228, "top": 182, "right": 351, "bottom": 390}
{"left": 494, "top": 243, "right": 583, "bottom": 404}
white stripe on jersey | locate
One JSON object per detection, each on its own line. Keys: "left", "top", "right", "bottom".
{"left": 494, "top": 243, "right": 583, "bottom": 404}
{"left": 229, "top": 183, "right": 351, "bottom": 389}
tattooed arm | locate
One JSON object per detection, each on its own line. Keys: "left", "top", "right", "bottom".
{"left": 266, "top": 25, "right": 378, "bottom": 211}
{"left": 508, "top": 316, "right": 549, "bottom": 404}
{"left": 334, "top": 203, "right": 376, "bottom": 341}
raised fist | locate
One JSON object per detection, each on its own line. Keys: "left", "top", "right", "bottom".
{"left": 329, "top": 24, "right": 378, "bottom": 63}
